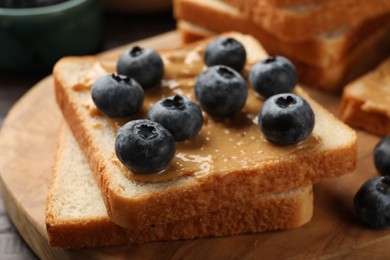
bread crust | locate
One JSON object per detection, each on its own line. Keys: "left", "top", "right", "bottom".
{"left": 47, "top": 187, "right": 313, "bottom": 248}
{"left": 53, "top": 33, "right": 357, "bottom": 230}
{"left": 46, "top": 125, "right": 313, "bottom": 248}
{"left": 340, "top": 57, "right": 390, "bottom": 136}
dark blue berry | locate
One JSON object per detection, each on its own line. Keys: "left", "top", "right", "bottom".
{"left": 354, "top": 176, "right": 390, "bottom": 228}
{"left": 115, "top": 119, "right": 175, "bottom": 174}
{"left": 249, "top": 56, "right": 297, "bottom": 98}
{"left": 91, "top": 74, "right": 144, "bottom": 118}
{"left": 148, "top": 95, "right": 203, "bottom": 141}
{"left": 258, "top": 93, "right": 315, "bottom": 146}
{"left": 374, "top": 136, "right": 390, "bottom": 176}
{"left": 204, "top": 37, "right": 246, "bottom": 72}
{"left": 116, "top": 46, "right": 164, "bottom": 90}
{"left": 195, "top": 65, "right": 248, "bottom": 117}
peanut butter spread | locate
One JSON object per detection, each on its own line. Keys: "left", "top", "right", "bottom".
{"left": 347, "top": 61, "right": 390, "bottom": 117}
{"left": 72, "top": 47, "right": 320, "bottom": 183}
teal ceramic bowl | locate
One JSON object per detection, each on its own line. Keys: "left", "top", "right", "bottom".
{"left": 0, "top": 0, "right": 103, "bottom": 71}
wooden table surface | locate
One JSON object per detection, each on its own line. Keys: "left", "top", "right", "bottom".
{"left": 2, "top": 7, "right": 390, "bottom": 259}
{"left": 2, "top": 30, "right": 390, "bottom": 259}
{"left": 0, "top": 10, "right": 175, "bottom": 259}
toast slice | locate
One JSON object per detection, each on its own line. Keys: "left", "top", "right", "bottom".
{"left": 220, "top": 0, "right": 390, "bottom": 42}
{"left": 174, "top": 0, "right": 390, "bottom": 92}
{"left": 173, "top": 0, "right": 390, "bottom": 68}
{"left": 340, "top": 57, "right": 390, "bottom": 136}
{"left": 177, "top": 21, "right": 390, "bottom": 92}
{"left": 54, "top": 32, "right": 357, "bottom": 230}
{"left": 45, "top": 124, "right": 313, "bottom": 248}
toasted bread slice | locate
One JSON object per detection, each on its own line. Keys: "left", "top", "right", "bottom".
{"left": 220, "top": 0, "right": 390, "bottom": 42}
{"left": 173, "top": 0, "right": 390, "bottom": 68}
{"left": 54, "top": 32, "right": 357, "bottom": 230}
{"left": 176, "top": 20, "right": 390, "bottom": 92}
{"left": 174, "top": 0, "right": 390, "bottom": 91}
{"left": 45, "top": 124, "right": 313, "bottom": 248}
{"left": 340, "top": 57, "right": 390, "bottom": 136}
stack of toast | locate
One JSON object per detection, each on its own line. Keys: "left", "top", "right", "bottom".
{"left": 173, "top": 0, "right": 390, "bottom": 92}
{"left": 340, "top": 57, "right": 390, "bottom": 136}
{"left": 46, "top": 32, "right": 357, "bottom": 248}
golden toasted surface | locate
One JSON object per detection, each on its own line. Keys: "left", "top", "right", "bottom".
{"left": 220, "top": 0, "right": 390, "bottom": 42}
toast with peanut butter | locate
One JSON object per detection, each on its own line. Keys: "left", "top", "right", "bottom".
{"left": 340, "top": 57, "right": 390, "bottom": 136}
{"left": 45, "top": 124, "right": 313, "bottom": 247}
{"left": 54, "top": 32, "right": 357, "bottom": 230}
{"left": 173, "top": 0, "right": 390, "bottom": 92}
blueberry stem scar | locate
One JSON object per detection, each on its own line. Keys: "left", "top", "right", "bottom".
{"left": 130, "top": 46, "right": 143, "bottom": 57}
{"left": 377, "top": 177, "right": 390, "bottom": 194}
{"left": 222, "top": 38, "right": 235, "bottom": 46}
{"left": 111, "top": 73, "right": 129, "bottom": 83}
{"left": 217, "top": 67, "right": 235, "bottom": 79}
{"left": 275, "top": 95, "right": 297, "bottom": 108}
{"left": 162, "top": 95, "right": 186, "bottom": 110}
{"left": 264, "top": 56, "right": 276, "bottom": 63}
{"left": 137, "top": 124, "right": 158, "bottom": 139}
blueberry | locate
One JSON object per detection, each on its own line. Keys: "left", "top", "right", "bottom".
{"left": 354, "top": 176, "right": 390, "bottom": 228}
{"left": 204, "top": 37, "right": 246, "bottom": 72}
{"left": 195, "top": 65, "right": 248, "bottom": 117}
{"left": 374, "top": 136, "right": 390, "bottom": 176}
{"left": 116, "top": 46, "right": 164, "bottom": 90}
{"left": 115, "top": 119, "right": 176, "bottom": 174}
{"left": 249, "top": 56, "right": 297, "bottom": 98}
{"left": 148, "top": 95, "right": 203, "bottom": 141}
{"left": 258, "top": 93, "right": 315, "bottom": 146}
{"left": 91, "top": 74, "right": 144, "bottom": 118}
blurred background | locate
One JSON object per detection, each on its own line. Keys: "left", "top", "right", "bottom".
{"left": 0, "top": 0, "right": 175, "bottom": 126}
{"left": 0, "top": 1, "right": 174, "bottom": 259}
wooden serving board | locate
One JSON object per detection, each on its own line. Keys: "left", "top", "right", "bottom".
{"left": 0, "top": 31, "right": 389, "bottom": 259}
